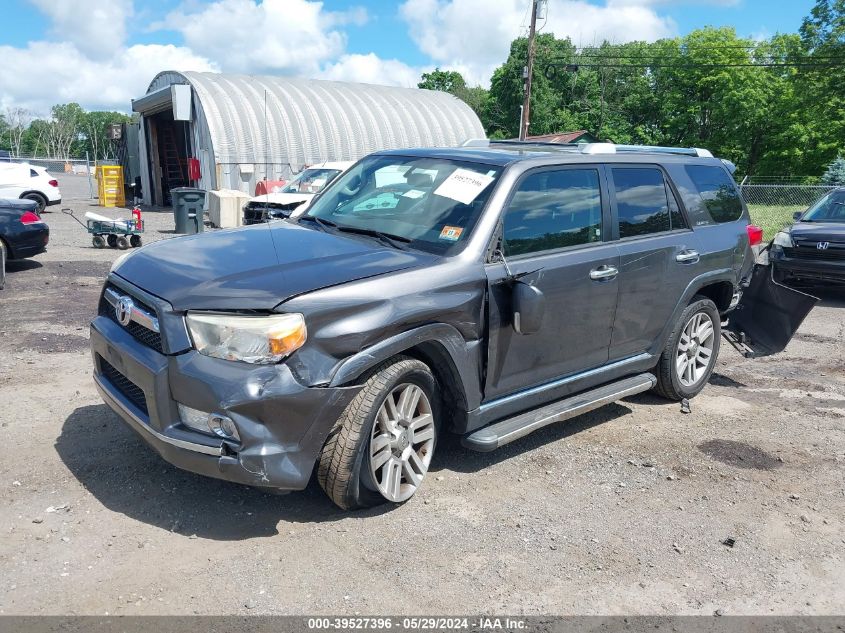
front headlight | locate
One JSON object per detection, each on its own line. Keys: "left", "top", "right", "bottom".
{"left": 772, "top": 231, "right": 794, "bottom": 249}
{"left": 185, "top": 312, "right": 307, "bottom": 364}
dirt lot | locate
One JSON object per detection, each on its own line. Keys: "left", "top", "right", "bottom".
{"left": 1, "top": 174, "right": 844, "bottom": 616}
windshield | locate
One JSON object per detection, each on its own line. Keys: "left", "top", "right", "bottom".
{"left": 801, "top": 190, "right": 845, "bottom": 222}
{"left": 281, "top": 168, "right": 342, "bottom": 194}
{"left": 302, "top": 155, "right": 502, "bottom": 254}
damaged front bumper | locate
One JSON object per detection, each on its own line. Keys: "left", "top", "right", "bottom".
{"left": 90, "top": 316, "right": 360, "bottom": 490}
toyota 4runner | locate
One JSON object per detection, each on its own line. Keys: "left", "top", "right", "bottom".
{"left": 91, "top": 142, "right": 817, "bottom": 510}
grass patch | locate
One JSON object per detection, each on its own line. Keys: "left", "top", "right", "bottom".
{"left": 747, "top": 204, "right": 805, "bottom": 241}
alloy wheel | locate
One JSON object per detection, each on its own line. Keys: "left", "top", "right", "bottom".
{"left": 369, "top": 383, "right": 435, "bottom": 502}
{"left": 676, "top": 311, "right": 716, "bottom": 387}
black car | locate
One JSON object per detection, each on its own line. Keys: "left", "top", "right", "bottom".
{"left": 770, "top": 188, "right": 845, "bottom": 287}
{"left": 0, "top": 198, "right": 49, "bottom": 289}
{"left": 91, "top": 142, "right": 815, "bottom": 510}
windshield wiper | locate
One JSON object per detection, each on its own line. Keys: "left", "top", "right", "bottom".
{"left": 334, "top": 225, "right": 412, "bottom": 250}
{"left": 297, "top": 215, "right": 337, "bottom": 231}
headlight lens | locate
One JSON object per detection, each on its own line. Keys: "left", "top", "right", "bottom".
{"left": 772, "top": 231, "right": 794, "bottom": 249}
{"left": 186, "top": 312, "right": 306, "bottom": 364}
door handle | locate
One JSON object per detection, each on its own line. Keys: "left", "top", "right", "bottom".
{"left": 675, "top": 250, "right": 700, "bottom": 264}
{"left": 590, "top": 265, "right": 619, "bottom": 281}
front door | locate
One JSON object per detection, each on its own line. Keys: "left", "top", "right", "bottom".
{"left": 484, "top": 165, "right": 620, "bottom": 400}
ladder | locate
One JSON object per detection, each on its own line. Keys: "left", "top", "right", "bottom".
{"left": 160, "top": 127, "right": 185, "bottom": 188}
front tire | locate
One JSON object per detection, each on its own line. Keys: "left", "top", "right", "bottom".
{"left": 317, "top": 356, "right": 439, "bottom": 510}
{"left": 653, "top": 296, "right": 721, "bottom": 401}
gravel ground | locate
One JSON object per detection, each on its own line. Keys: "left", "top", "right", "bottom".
{"left": 1, "top": 173, "right": 844, "bottom": 616}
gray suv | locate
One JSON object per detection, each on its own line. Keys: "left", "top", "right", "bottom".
{"left": 90, "top": 142, "right": 816, "bottom": 510}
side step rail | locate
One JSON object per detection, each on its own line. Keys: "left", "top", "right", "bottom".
{"left": 462, "top": 373, "right": 657, "bottom": 452}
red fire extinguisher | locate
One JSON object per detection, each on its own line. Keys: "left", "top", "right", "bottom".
{"left": 132, "top": 206, "right": 143, "bottom": 231}
{"left": 188, "top": 158, "right": 201, "bottom": 182}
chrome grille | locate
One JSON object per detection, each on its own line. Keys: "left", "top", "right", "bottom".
{"left": 787, "top": 242, "right": 845, "bottom": 261}
{"left": 98, "top": 284, "right": 164, "bottom": 353}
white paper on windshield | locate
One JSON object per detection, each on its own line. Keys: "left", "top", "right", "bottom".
{"left": 402, "top": 189, "right": 425, "bottom": 199}
{"left": 434, "top": 169, "right": 495, "bottom": 205}
{"left": 311, "top": 178, "right": 327, "bottom": 188}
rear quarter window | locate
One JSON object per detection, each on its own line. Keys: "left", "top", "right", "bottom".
{"left": 683, "top": 165, "right": 744, "bottom": 223}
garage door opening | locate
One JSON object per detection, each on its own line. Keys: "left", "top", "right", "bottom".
{"left": 145, "top": 111, "right": 192, "bottom": 206}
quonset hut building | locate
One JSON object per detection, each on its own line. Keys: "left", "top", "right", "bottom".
{"left": 130, "top": 71, "right": 486, "bottom": 206}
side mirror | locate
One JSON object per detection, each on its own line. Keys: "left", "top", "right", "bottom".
{"left": 512, "top": 281, "right": 545, "bottom": 335}
{"left": 793, "top": 211, "right": 803, "bottom": 221}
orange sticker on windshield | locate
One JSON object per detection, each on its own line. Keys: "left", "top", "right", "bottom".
{"left": 439, "top": 225, "right": 463, "bottom": 241}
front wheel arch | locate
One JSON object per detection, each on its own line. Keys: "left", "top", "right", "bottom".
{"left": 317, "top": 355, "right": 440, "bottom": 510}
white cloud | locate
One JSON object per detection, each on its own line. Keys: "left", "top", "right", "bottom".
{"left": 400, "top": 0, "right": 677, "bottom": 86}
{"left": 319, "top": 53, "right": 423, "bottom": 88}
{"left": 0, "top": 42, "right": 217, "bottom": 114}
{"left": 28, "top": 0, "right": 134, "bottom": 57}
{"left": 163, "top": 0, "right": 367, "bottom": 76}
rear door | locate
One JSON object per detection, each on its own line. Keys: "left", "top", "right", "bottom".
{"left": 607, "top": 165, "right": 706, "bottom": 361}
{"left": 484, "top": 165, "right": 620, "bottom": 400}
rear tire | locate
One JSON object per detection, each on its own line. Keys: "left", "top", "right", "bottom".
{"left": 0, "top": 239, "right": 7, "bottom": 290}
{"left": 92, "top": 235, "right": 106, "bottom": 248}
{"left": 22, "top": 192, "right": 47, "bottom": 213}
{"left": 130, "top": 235, "right": 142, "bottom": 248}
{"left": 653, "top": 296, "right": 721, "bottom": 401}
{"left": 317, "top": 356, "right": 439, "bottom": 510}
{"left": 106, "top": 234, "right": 118, "bottom": 248}
{"left": 116, "top": 236, "right": 129, "bottom": 250}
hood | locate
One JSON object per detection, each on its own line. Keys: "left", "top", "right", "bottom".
{"left": 114, "top": 222, "right": 435, "bottom": 311}
{"left": 790, "top": 221, "right": 845, "bottom": 241}
{"left": 247, "top": 192, "right": 314, "bottom": 206}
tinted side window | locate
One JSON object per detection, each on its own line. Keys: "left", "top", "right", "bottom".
{"left": 504, "top": 169, "right": 602, "bottom": 256}
{"left": 684, "top": 165, "right": 743, "bottom": 223}
{"left": 613, "top": 168, "right": 673, "bottom": 238}
{"left": 30, "top": 169, "right": 38, "bottom": 178}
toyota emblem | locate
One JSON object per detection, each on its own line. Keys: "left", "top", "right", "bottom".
{"left": 115, "top": 296, "right": 134, "bottom": 326}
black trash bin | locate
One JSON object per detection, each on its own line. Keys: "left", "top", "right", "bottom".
{"left": 171, "top": 187, "right": 207, "bottom": 234}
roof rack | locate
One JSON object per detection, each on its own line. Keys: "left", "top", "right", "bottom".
{"left": 485, "top": 139, "right": 714, "bottom": 158}
{"left": 582, "top": 143, "right": 714, "bottom": 158}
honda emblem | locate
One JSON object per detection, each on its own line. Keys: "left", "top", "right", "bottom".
{"left": 817, "top": 242, "right": 829, "bottom": 250}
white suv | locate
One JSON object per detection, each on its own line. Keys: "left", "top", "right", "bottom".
{"left": 0, "top": 163, "right": 62, "bottom": 213}
{"left": 243, "top": 161, "right": 353, "bottom": 225}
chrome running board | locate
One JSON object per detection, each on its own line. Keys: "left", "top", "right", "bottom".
{"left": 463, "top": 373, "right": 657, "bottom": 452}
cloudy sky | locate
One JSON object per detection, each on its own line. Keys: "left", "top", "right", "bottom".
{"left": 1, "top": 0, "right": 813, "bottom": 114}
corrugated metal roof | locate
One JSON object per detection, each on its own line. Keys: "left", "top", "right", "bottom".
{"left": 145, "top": 71, "right": 485, "bottom": 166}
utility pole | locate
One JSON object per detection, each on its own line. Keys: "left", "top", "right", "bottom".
{"left": 519, "top": 0, "right": 539, "bottom": 140}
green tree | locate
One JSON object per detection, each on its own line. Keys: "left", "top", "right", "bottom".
{"left": 418, "top": 68, "right": 488, "bottom": 122}
{"left": 796, "top": 0, "right": 845, "bottom": 178}
{"left": 418, "top": 68, "right": 467, "bottom": 93}
{"left": 80, "top": 110, "right": 132, "bottom": 160}
{"left": 821, "top": 156, "right": 845, "bottom": 184}
{"left": 0, "top": 113, "right": 8, "bottom": 151}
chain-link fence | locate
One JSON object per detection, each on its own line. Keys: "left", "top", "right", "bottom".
{"left": 740, "top": 184, "right": 837, "bottom": 240}
{"left": 3, "top": 153, "right": 93, "bottom": 175}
